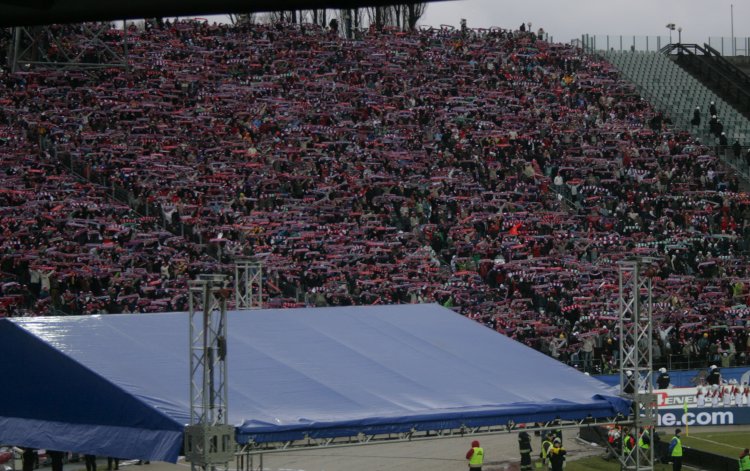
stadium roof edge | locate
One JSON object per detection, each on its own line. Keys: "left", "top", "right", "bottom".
{"left": 0, "top": 0, "right": 448, "bottom": 28}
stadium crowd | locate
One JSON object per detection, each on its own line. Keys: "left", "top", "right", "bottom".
{"left": 0, "top": 20, "right": 749, "bottom": 372}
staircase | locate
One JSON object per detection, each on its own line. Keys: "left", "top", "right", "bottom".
{"left": 602, "top": 50, "right": 750, "bottom": 145}
{"left": 669, "top": 43, "right": 750, "bottom": 119}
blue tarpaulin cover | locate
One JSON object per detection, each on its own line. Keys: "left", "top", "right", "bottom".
{"left": 0, "top": 304, "right": 629, "bottom": 461}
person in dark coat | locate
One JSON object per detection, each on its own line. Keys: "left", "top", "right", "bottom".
{"left": 47, "top": 451, "right": 64, "bottom": 471}
{"left": 21, "top": 448, "right": 38, "bottom": 471}
{"left": 715, "top": 120, "right": 724, "bottom": 138}
{"left": 548, "top": 438, "right": 567, "bottom": 471}
{"left": 624, "top": 370, "right": 635, "bottom": 394}
{"left": 518, "top": 431, "right": 533, "bottom": 471}
{"left": 706, "top": 365, "right": 721, "bottom": 386}
{"left": 709, "top": 115, "right": 718, "bottom": 135}
{"left": 691, "top": 107, "right": 701, "bottom": 126}
{"left": 733, "top": 140, "right": 742, "bottom": 159}
{"left": 657, "top": 367, "right": 671, "bottom": 389}
{"left": 720, "top": 132, "right": 728, "bottom": 146}
{"left": 709, "top": 101, "right": 717, "bottom": 116}
{"left": 84, "top": 455, "right": 96, "bottom": 471}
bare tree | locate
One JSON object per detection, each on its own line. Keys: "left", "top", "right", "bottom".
{"left": 228, "top": 13, "right": 257, "bottom": 25}
{"left": 338, "top": 9, "right": 352, "bottom": 38}
{"left": 406, "top": 3, "right": 427, "bottom": 31}
{"left": 366, "top": 6, "right": 391, "bottom": 30}
{"left": 390, "top": 5, "right": 402, "bottom": 30}
{"left": 265, "top": 11, "right": 285, "bottom": 23}
{"left": 352, "top": 8, "right": 363, "bottom": 31}
{"left": 363, "top": 4, "right": 425, "bottom": 31}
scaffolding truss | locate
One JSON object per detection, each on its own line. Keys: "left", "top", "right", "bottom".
{"left": 7, "top": 21, "right": 128, "bottom": 73}
{"left": 186, "top": 274, "right": 236, "bottom": 471}
{"left": 617, "top": 261, "right": 657, "bottom": 471}
{"left": 235, "top": 260, "right": 263, "bottom": 310}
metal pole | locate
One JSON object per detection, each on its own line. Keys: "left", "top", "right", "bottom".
{"left": 10, "top": 27, "right": 21, "bottom": 73}
{"left": 731, "top": 4, "right": 735, "bottom": 56}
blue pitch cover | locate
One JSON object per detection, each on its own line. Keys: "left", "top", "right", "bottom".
{"left": 0, "top": 304, "right": 629, "bottom": 459}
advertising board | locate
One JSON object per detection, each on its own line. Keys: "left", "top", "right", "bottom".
{"left": 655, "top": 387, "right": 750, "bottom": 426}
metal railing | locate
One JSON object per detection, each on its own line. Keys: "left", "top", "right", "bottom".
{"left": 580, "top": 34, "right": 671, "bottom": 53}
{"left": 581, "top": 34, "right": 750, "bottom": 55}
{"left": 708, "top": 36, "right": 750, "bottom": 57}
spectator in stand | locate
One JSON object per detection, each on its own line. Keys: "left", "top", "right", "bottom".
{"left": 0, "top": 20, "right": 748, "bottom": 374}
{"left": 720, "top": 132, "right": 728, "bottom": 147}
{"left": 733, "top": 140, "right": 742, "bottom": 160}
{"left": 691, "top": 107, "right": 701, "bottom": 127}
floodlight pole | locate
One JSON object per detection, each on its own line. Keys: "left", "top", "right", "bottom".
{"left": 618, "top": 261, "right": 656, "bottom": 471}
{"left": 234, "top": 260, "right": 263, "bottom": 310}
{"left": 186, "top": 274, "right": 236, "bottom": 471}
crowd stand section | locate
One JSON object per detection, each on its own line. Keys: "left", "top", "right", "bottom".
{"left": 0, "top": 20, "right": 748, "bottom": 371}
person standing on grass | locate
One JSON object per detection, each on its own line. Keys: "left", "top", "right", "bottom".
{"left": 668, "top": 428, "right": 683, "bottom": 471}
{"left": 739, "top": 448, "right": 750, "bottom": 471}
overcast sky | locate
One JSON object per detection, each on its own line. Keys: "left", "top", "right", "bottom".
{"left": 420, "top": 0, "right": 746, "bottom": 44}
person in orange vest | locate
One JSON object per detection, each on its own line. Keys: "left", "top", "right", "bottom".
{"left": 466, "top": 439, "right": 484, "bottom": 471}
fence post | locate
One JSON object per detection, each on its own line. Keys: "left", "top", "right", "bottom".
{"left": 646, "top": 36, "right": 649, "bottom": 51}
{"left": 620, "top": 35, "right": 623, "bottom": 51}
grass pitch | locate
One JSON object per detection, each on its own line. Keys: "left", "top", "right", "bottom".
{"left": 681, "top": 430, "right": 749, "bottom": 458}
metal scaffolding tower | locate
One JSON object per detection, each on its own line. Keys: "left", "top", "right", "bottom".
{"left": 235, "top": 260, "right": 263, "bottom": 310}
{"left": 186, "top": 274, "right": 236, "bottom": 471}
{"left": 617, "top": 260, "right": 657, "bottom": 471}
{"left": 7, "top": 21, "right": 128, "bottom": 73}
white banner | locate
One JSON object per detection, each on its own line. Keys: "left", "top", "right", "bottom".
{"left": 655, "top": 387, "right": 749, "bottom": 409}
